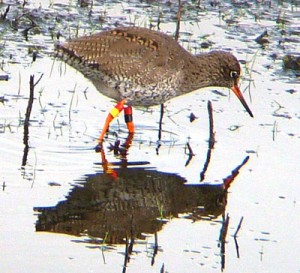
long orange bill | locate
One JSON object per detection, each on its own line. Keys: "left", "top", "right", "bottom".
{"left": 231, "top": 85, "right": 254, "bottom": 117}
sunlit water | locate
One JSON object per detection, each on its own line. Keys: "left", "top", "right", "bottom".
{"left": 1, "top": 1, "right": 300, "bottom": 272}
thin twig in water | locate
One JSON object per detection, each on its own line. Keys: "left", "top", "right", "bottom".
{"left": 272, "top": 120, "right": 278, "bottom": 141}
{"left": 156, "top": 103, "right": 164, "bottom": 155}
{"left": 24, "top": 73, "right": 44, "bottom": 127}
{"left": 158, "top": 103, "right": 164, "bottom": 138}
{"left": 151, "top": 232, "right": 158, "bottom": 266}
{"left": 30, "top": 151, "right": 37, "bottom": 188}
{"left": 219, "top": 213, "right": 230, "bottom": 272}
{"left": 123, "top": 236, "right": 129, "bottom": 273}
{"left": 18, "top": 70, "right": 21, "bottom": 95}
{"left": 223, "top": 156, "right": 249, "bottom": 190}
{"left": 2, "top": 181, "right": 6, "bottom": 191}
{"left": 100, "top": 231, "right": 109, "bottom": 264}
{"left": 243, "top": 49, "right": 259, "bottom": 103}
{"left": 234, "top": 216, "right": 244, "bottom": 238}
{"left": 249, "top": 50, "right": 259, "bottom": 102}
{"left": 50, "top": 56, "right": 56, "bottom": 77}
{"left": 22, "top": 74, "right": 43, "bottom": 166}
{"left": 233, "top": 216, "right": 243, "bottom": 259}
{"left": 185, "top": 141, "right": 195, "bottom": 166}
{"left": 207, "top": 100, "right": 215, "bottom": 149}
{"left": 174, "top": 0, "right": 181, "bottom": 41}
{"left": 34, "top": 73, "right": 44, "bottom": 87}
{"left": 200, "top": 100, "right": 215, "bottom": 181}
{"left": 69, "top": 83, "right": 77, "bottom": 122}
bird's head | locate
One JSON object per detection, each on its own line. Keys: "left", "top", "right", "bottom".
{"left": 210, "top": 51, "right": 254, "bottom": 118}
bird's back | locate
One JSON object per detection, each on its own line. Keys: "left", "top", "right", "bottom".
{"left": 58, "top": 27, "right": 188, "bottom": 106}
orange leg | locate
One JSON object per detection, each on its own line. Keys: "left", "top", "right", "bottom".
{"left": 124, "top": 105, "right": 135, "bottom": 133}
{"left": 98, "top": 99, "right": 126, "bottom": 142}
{"left": 100, "top": 148, "right": 118, "bottom": 179}
{"left": 95, "top": 100, "right": 135, "bottom": 152}
{"left": 96, "top": 99, "right": 126, "bottom": 152}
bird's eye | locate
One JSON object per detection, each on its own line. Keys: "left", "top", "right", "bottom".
{"left": 230, "top": 70, "right": 238, "bottom": 78}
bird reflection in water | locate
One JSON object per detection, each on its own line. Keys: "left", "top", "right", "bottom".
{"left": 34, "top": 120, "right": 250, "bottom": 271}
{"left": 34, "top": 137, "right": 249, "bottom": 243}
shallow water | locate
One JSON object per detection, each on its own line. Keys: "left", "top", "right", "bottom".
{"left": 1, "top": 0, "right": 300, "bottom": 272}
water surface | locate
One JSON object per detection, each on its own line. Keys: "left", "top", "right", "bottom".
{"left": 1, "top": 1, "right": 300, "bottom": 272}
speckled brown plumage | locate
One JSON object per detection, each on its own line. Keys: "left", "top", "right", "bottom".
{"left": 57, "top": 26, "right": 252, "bottom": 118}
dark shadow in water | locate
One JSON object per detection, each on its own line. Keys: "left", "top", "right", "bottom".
{"left": 35, "top": 167, "right": 224, "bottom": 241}
{"left": 34, "top": 156, "right": 249, "bottom": 245}
{"left": 34, "top": 128, "right": 249, "bottom": 272}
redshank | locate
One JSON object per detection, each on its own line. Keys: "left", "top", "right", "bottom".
{"left": 58, "top": 27, "right": 253, "bottom": 150}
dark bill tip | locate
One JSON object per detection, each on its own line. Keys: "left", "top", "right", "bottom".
{"left": 231, "top": 85, "right": 254, "bottom": 118}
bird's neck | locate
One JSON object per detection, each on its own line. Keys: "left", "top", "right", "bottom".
{"left": 179, "top": 52, "right": 222, "bottom": 94}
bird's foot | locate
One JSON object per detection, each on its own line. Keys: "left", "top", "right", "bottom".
{"left": 95, "top": 142, "right": 103, "bottom": 153}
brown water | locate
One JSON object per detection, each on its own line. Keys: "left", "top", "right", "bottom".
{"left": 1, "top": 1, "right": 300, "bottom": 272}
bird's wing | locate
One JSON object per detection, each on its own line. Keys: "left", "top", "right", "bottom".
{"left": 59, "top": 27, "right": 185, "bottom": 84}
